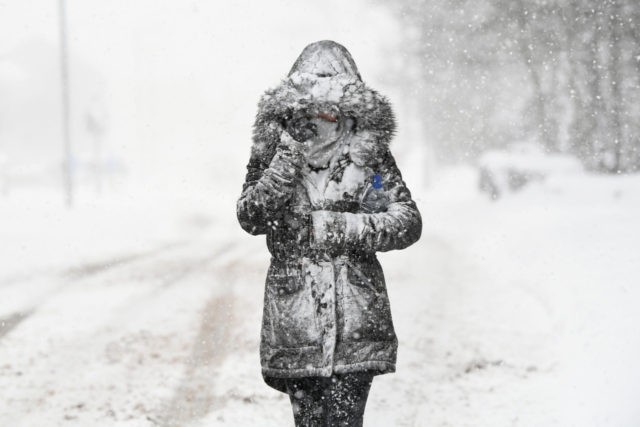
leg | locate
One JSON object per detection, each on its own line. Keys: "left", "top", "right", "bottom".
{"left": 325, "top": 372, "right": 374, "bottom": 427}
{"left": 285, "top": 376, "right": 330, "bottom": 427}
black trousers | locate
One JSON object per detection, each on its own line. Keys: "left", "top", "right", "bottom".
{"left": 284, "top": 372, "right": 374, "bottom": 427}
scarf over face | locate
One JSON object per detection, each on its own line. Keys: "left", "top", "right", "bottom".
{"left": 287, "top": 41, "right": 362, "bottom": 169}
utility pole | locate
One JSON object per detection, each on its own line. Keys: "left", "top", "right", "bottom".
{"left": 58, "top": 0, "right": 73, "bottom": 207}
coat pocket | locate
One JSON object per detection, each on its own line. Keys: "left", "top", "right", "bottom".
{"left": 265, "top": 260, "right": 321, "bottom": 348}
{"left": 342, "top": 258, "right": 395, "bottom": 342}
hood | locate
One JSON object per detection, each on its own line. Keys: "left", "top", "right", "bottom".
{"left": 287, "top": 40, "right": 362, "bottom": 81}
{"left": 251, "top": 41, "right": 397, "bottom": 168}
{"left": 285, "top": 41, "right": 362, "bottom": 104}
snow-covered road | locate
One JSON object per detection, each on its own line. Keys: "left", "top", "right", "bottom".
{"left": 1, "top": 168, "right": 639, "bottom": 426}
{"left": 0, "top": 237, "right": 240, "bottom": 425}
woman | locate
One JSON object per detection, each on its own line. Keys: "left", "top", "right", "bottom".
{"left": 236, "top": 40, "right": 422, "bottom": 426}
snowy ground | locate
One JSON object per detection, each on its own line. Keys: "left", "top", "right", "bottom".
{"left": 1, "top": 166, "right": 639, "bottom": 427}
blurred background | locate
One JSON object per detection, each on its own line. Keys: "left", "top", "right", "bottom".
{"left": 1, "top": 1, "right": 639, "bottom": 426}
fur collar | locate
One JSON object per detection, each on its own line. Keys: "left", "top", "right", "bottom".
{"left": 257, "top": 79, "right": 395, "bottom": 143}
{"left": 251, "top": 78, "right": 396, "bottom": 169}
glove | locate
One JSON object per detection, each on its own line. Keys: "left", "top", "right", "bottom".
{"left": 285, "top": 110, "right": 318, "bottom": 143}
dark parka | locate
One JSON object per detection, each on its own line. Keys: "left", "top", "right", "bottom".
{"left": 237, "top": 41, "right": 422, "bottom": 392}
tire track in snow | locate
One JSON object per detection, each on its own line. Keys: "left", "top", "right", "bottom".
{"left": 150, "top": 249, "right": 259, "bottom": 427}
{"left": 0, "top": 240, "right": 189, "bottom": 290}
{"left": 63, "top": 240, "right": 190, "bottom": 280}
{"left": 152, "top": 291, "right": 236, "bottom": 427}
{"left": 0, "top": 236, "right": 243, "bottom": 426}
{"left": 0, "top": 240, "right": 194, "bottom": 345}
{"left": 0, "top": 310, "right": 34, "bottom": 340}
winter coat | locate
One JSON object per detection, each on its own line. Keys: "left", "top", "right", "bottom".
{"left": 236, "top": 41, "right": 422, "bottom": 392}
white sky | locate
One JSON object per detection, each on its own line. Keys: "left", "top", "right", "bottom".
{"left": 0, "top": 0, "right": 409, "bottom": 194}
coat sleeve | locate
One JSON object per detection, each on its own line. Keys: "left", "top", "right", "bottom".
{"left": 309, "top": 151, "right": 422, "bottom": 252}
{"left": 236, "top": 126, "right": 307, "bottom": 236}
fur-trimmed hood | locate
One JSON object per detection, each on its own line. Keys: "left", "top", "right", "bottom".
{"left": 251, "top": 41, "right": 396, "bottom": 168}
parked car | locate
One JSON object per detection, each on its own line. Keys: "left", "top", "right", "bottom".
{"left": 477, "top": 142, "right": 583, "bottom": 199}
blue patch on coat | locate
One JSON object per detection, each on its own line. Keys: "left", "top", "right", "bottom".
{"left": 372, "top": 173, "right": 383, "bottom": 189}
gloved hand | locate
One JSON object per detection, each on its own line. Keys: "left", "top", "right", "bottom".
{"left": 285, "top": 110, "right": 318, "bottom": 143}
{"left": 278, "top": 129, "right": 308, "bottom": 158}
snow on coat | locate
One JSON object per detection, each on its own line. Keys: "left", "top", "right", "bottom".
{"left": 236, "top": 40, "right": 422, "bottom": 392}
